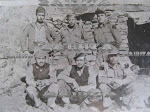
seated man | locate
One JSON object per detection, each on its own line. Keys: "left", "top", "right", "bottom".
{"left": 57, "top": 53, "right": 99, "bottom": 105}
{"left": 98, "top": 48, "right": 137, "bottom": 109}
{"left": 25, "top": 50, "right": 58, "bottom": 109}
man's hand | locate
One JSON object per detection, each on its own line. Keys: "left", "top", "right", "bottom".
{"left": 36, "top": 80, "right": 46, "bottom": 89}
{"left": 114, "top": 79, "right": 123, "bottom": 86}
{"left": 44, "top": 80, "right": 51, "bottom": 86}
{"left": 70, "top": 79, "right": 79, "bottom": 90}
{"left": 109, "top": 81, "right": 121, "bottom": 89}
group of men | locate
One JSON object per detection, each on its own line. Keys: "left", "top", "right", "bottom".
{"left": 22, "top": 6, "right": 137, "bottom": 111}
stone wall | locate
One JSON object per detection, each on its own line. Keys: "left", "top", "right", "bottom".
{"left": 0, "top": 5, "right": 150, "bottom": 55}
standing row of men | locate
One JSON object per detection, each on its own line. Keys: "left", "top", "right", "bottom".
{"left": 22, "top": 6, "right": 136, "bottom": 111}
{"left": 21, "top": 6, "right": 121, "bottom": 64}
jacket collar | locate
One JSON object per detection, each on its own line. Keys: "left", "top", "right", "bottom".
{"left": 66, "top": 24, "right": 78, "bottom": 32}
{"left": 30, "top": 22, "right": 47, "bottom": 28}
{"left": 98, "top": 22, "right": 108, "bottom": 28}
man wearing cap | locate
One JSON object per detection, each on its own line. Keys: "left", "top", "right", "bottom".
{"left": 98, "top": 48, "right": 136, "bottom": 109}
{"left": 60, "top": 14, "right": 85, "bottom": 64}
{"left": 57, "top": 53, "right": 98, "bottom": 105}
{"left": 94, "top": 9, "right": 121, "bottom": 50}
{"left": 21, "top": 6, "right": 60, "bottom": 54}
{"left": 25, "top": 50, "right": 59, "bottom": 108}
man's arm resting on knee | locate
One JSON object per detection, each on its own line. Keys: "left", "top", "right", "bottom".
{"left": 26, "top": 66, "right": 36, "bottom": 87}
{"left": 57, "top": 65, "right": 72, "bottom": 82}
{"left": 98, "top": 70, "right": 116, "bottom": 84}
{"left": 122, "top": 73, "right": 137, "bottom": 85}
{"left": 57, "top": 66, "right": 79, "bottom": 88}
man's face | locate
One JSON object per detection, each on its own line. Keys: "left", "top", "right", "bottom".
{"left": 97, "top": 13, "right": 106, "bottom": 23}
{"left": 108, "top": 54, "right": 118, "bottom": 65}
{"left": 75, "top": 57, "right": 85, "bottom": 68}
{"left": 68, "top": 16, "right": 76, "bottom": 27}
{"left": 36, "top": 12, "right": 45, "bottom": 23}
{"left": 36, "top": 57, "right": 46, "bottom": 67}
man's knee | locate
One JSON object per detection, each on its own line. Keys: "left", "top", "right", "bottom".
{"left": 124, "top": 84, "right": 134, "bottom": 96}
{"left": 87, "top": 89, "right": 102, "bottom": 102}
{"left": 26, "top": 86, "right": 38, "bottom": 99}
{"left": 57, "top": 80, "right": 66, "bottom": 86}
{"left": 88, "top": 88, "right": 101, "bottom": 96}
{"left": 99, "top": 84, "right": 111, "bottom": 96}
{"left": 57, "top": 80, "right": 71, "bottom": 97}
{"left": 26, "top": 86, "right": 37, "bottom": 95}
{"left": 48, "top": 83, "right": 59, "bottom": 96}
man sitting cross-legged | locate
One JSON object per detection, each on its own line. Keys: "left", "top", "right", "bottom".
{"left": 25, "top": 50, "right": 58, "bottom": 109}
{"left": 57, "top": 53, "right": 100, "bottom": 106}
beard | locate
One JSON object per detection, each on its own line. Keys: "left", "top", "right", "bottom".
{"left": 37, "top": 19, "right": 44, "bottom": 23}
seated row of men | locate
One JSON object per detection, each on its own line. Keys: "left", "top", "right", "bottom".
{"left": 25, "top": 48, "right": 137, "bottom": 111}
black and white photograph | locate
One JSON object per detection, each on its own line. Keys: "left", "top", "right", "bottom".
{"left": 1, "top": 0, "right": 150, "bottom": 112}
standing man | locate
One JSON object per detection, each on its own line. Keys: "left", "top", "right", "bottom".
{"left": 57, "top": 53, "right": 98, "bottom": 105}
{"left": 21, "top": 6, "right": 60, "bottom": 54}
{"left": 26, "top": 50, "right": 58, "bottom": 109}
{"left": 60, "top": 14, "right": 85, "bottom": 64}
{"left": 94, "top": 9, "right": 121, "bottom": 49}
{"left": 94, "top": 9, "right": 121, "bottom": 62}
{"left": 98, "top": 48, "right": 136, "bottom": 109}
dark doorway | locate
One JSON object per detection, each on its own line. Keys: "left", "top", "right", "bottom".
{"left": 127, "top": 18, "right": 150, "bottom": 68}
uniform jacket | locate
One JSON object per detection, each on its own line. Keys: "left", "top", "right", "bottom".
{"left": 98, "top": 62, "right": 136, "bottom": 86}
{"left": 94, "top": 23, "right": 121, "bottom": 48}
{"left": 60, "top": 25, "right": 84, "bottom": 47}
{"left": 21, "top": 22, "right": 60, "bottom": 52}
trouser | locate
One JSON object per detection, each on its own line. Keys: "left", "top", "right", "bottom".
{"left": 26, "top": 83, "right": 59, "bottom": 107}
{"left": 57, "top": 80, "right": 102, "bottom": 105}
{"left": 99, "top": 83, "right": 134, "bottom": 107}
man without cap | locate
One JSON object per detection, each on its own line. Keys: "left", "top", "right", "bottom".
{"left": 21, "top": 6, "right": 60, "bottom": 54}
{"left": 60, "top": 14, "right": 85, "bottom": 64}
{"left": 57, "top": 53, "right": 100, "bottom": 105}
{"left": 94, "top": 9, "right": 121, "bottom": 49}
{"left": 25, "top": 50, "right": 58, "bottom": 109}
{"left": 98, "top": 48, "right": 136, "bottom": 109}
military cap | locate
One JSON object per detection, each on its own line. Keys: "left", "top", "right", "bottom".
{"left": 74, "top": 53, "right": 85, "bottom": 60}
{"left": 95, "top": 9, "right": 106, "bottom": 15}
{"left": 36, "top": 6, "right": 45, "bottom": 15}
{"left": 34, "top": 50, "right": 47, "bottom": 58}
{"left": 108, "top": 48, "right": 119, "bottom": 55}
{"left": 66, "top": 14, "right": 76, "bottom": 20}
